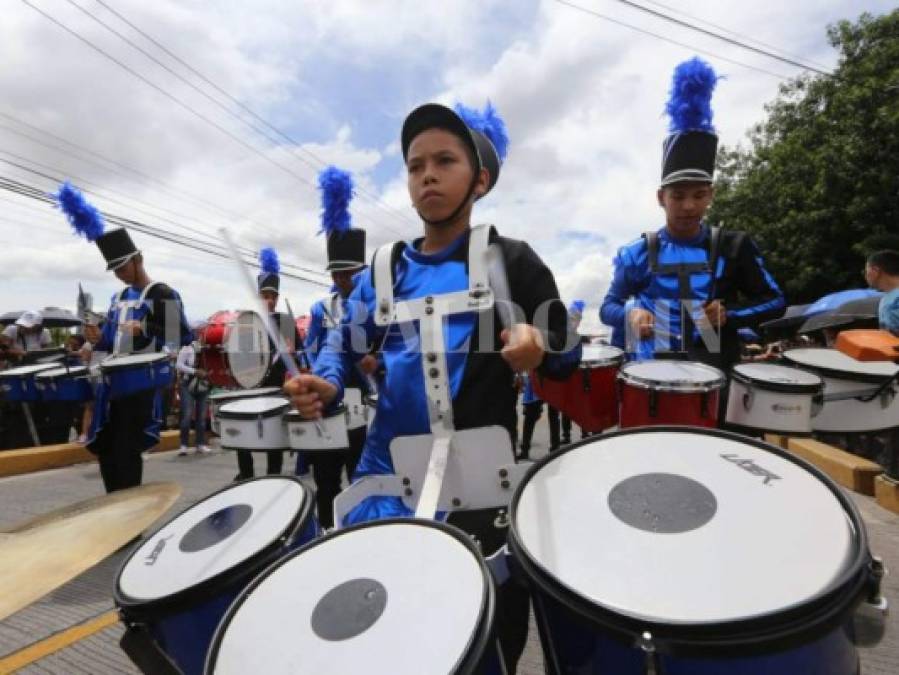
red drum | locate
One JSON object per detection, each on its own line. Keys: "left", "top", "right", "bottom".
{"left": 618, "top": 360, "right": 725, "bottom": 428}
{"left": 199, "top": 310, "right": 270, "bottom": 389}
{"left": 532, "top": 344, "right": 623, "bottom": 432}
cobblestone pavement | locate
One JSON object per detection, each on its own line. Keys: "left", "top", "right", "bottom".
{"left": 1, "top": 416, "right": 897, "bottom": 674}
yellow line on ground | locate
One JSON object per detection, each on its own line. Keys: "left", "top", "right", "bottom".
{"left": 0, "top": 610, "right": 119, "bottom": 674}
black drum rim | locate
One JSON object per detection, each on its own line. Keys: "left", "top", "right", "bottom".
{"left": 203, "top": 517, "right": 496, "bottom": 675}
{"left": 508, "top": 426, "right": 873, "bottom": 658}
{"left": 114, "top": 475, "right": 315, "bottom": 620}
{"left": 216, "top": 399, "right": 291, "bottom": 421}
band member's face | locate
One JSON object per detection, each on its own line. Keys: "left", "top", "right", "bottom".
{"left": 261, "top": 291, "right": 278, "bottom": 313}
{"left": 114, "top": 258, "right": 137, "bottom": 285}
{"left": 406, "top": 129, "right": 487, "bottom": 223}
{"left": 657, "top": 182, "right": 714, "bottom": 239}
{"left": 332, "top": 269, "right": 356, "bottom": 297}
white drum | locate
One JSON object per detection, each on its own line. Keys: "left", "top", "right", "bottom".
{"left": 218, "top": 397, "right": 290, "bottom": 451}
{"left": 210, "top": 387, "right": 282, "bottom": 435}
{"left": 344, "top": 387, "right": 369, "bottom": 430}
{"left": 206, "top": 519, "right": 504, "bottom": 675}
{"left": 726, "top": 363, "right": 824, "bottom": 434}
{"left": 784, "top": 348, "right": 899, "bottom": 432}
{"left": 285, "top": 408, "right": 350, "bottom": 451}
{"left": 509, "top": 428, "right": 875, "bottom": 673}
{"left": 115, "top": 477, "right": 318, "bottom": 675}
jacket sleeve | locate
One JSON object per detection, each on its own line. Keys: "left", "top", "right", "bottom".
{"left": 95, "top": 293, "right": 119, "bottom": 352}
{"left": 600, "top": 247, "right": 637, "bottom": 331}
{"left": 725, "top": 237, "right": 786, "bottom": 329}
{"left": 146, "top": 285, "right": 191, "bottom": 349}
{"left": 502, "top": 237, "right": 581, "bottom": 380}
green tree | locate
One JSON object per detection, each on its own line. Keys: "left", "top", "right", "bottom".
{"left": 710, "top": 10, "right": 899, "bottom": 304}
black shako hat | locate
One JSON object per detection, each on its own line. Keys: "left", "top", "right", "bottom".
{"left": 97, "top": 228, "right": 140, "bottom": 271}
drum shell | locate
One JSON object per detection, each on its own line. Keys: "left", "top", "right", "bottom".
{"left": 115, "top": 477, "right": 319, "bottom": 675}
{"left": 531, "top": 357, "right": 621, "bottom": 433}
{"left": 101, "top": 355, "right": 172, "bottom": 399}
{"left": 619, "top": 381, "right": 719, "bottom": 428}
{"left": 35, "top": 369, "right": 94, "bottom": 402}
{"left": 218, "top": 401, "right": 290, "bottom": 450}
{"left": 0, "top": 364, "right": 58, "bottom": 402}
{"left": 210, "top": 388, "right": 282, "bottom": 436}
{"left": 812, "top": 374, "right": 899, "bottom": 433}
{"left": 286, "top": 408, "right": 350, "bottom": 450}
{"left": 199, "top": 311, "right": 269, "bottom": 389}
{"left": 725, "top": 378, "right": 821, "bottom": 435}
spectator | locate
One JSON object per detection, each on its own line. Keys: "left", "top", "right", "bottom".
{"left": 2, "top": 310, "right": 52, "bottom": 359}
{"left": 864, "top": 250, "right": 899, "bottom": 335}
{"left": 176, "top": 331, "right": 211, "bottom": 456}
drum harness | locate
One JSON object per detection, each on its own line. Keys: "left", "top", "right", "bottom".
{"left": 110, "top": 281, "right": 161, "bottom": 357}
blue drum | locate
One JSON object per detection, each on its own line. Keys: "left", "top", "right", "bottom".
{"left": 0, "top": 363, "right": 58, "bottom": 402}
{"left": 205, "top": 519, "right": 505, "bottom": 675}
{"left": 101, "top": 353, "right": 172, "bottom": 399}
{"left": 509, "top": 427, "right": 880, "bottom": 675}
{"left": 115, "top": 476, "right": 319, "bottom": 675}
{"left": 35, "top": 366, "right": 94, "bottom": 402}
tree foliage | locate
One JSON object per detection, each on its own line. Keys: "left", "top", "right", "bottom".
{"left": 709, "top": 10, "right": 899, "bottom": 303}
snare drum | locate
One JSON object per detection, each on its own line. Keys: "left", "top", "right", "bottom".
{"left": 100, "top": 353, "right": 172, "bottom": 399}
{"left": 199, "top": 310, "right": 270, "bottom": 389}
{"left": 533, "top": 344, "right": 623, "bottom": 432}
{"left": 618, "top": 360, "right": 724, "bottom": 428}
{"left": 784, "top": 348, "right": 899, "bottom": 433}
{"left": 34, "top": 366, "right": 94, "bottom": 402}
{"left": 285, "top": 407, "right": 350, "bottom": 451}
{"left": 217, "top": 397, "right": 290, "bottom": 451}
{"left": 115, "top": 476, "right": 318, "bottom": 675}
{"left": 726, "top": 363, "right": 823, "bottom": 435}
{"left": 510, "top": 428, "right": 878, "bottom": 675}
{"left": 205, "top": 519, "right": 504, "bottom": 675}
{"left": 0, "top": 363, "right": 58, "bottom": 402}
{"left": 209, "top": 387, "right": 281, "bottom": 435}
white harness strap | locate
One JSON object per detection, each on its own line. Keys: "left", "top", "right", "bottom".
{"left": 113, "top": 281, "right": 160, "bottom": 355}
{"left": 323, "top": 293, "right": 343, "bottom": 330}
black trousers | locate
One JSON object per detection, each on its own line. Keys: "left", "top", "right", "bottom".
{"left": 308, "top": 426, "right": 367, "bottom": 529}
{"left": 519, "top": 401, "right": 543, "bottom": 458}
{"left": 236, "top": 449, "right": 283, "bottom": 479}
{"left": 448, "top": 508, "right": 530, "bottom": 675}
{"left": 91, "top": 390, "right": 155, "bottom": 493}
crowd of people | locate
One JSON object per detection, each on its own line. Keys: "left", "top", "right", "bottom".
{"left": 3, "top": 55, "right": 899, "bottom": 673}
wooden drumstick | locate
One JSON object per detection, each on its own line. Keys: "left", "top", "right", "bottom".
{"left": 220, "top": 229, "right": 330, "bottom": 441}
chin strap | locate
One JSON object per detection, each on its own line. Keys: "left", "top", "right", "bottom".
{"left": 417, "top": 173, "right": 479, "bottom": 227}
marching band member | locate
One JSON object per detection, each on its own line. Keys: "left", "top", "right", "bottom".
{"left": 299, "top": 166, "right": 374, "bottom": 529}
{"left": 600, "top": 58, "right": 784, "bottom": 382}
{"left": 285, "top": 101, "right": 580, "bottom": 672}
{"left": 234, "top": 248, "right": 300, "bottom": 481}
{"left": 56, "top": 182, "right": 191, "bottom": 493}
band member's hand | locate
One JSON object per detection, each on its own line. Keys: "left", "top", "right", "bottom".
{"left": 358, "top": 354, "right": 378, "bottom": 375}
{"left": 701, "top": 300, "right": 727, "bottom": 328}
{"left": 122, "top": 320, "right": 143, "bottom": 336}
{"left": 196, "top": 369, "right": 207, "bottom": 379}
{"left": 628, "top": 308, "right": 655, "bottom": 339}
{"left": 500, "top": 323, "right": 545, "bottom": 372}
{"left": 284, "top": 373, "right": 338, "bottom": 419}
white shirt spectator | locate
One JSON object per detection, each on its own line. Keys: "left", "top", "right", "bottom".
{"left": 176, "top": 343, "right": 200, "bottom": 377}
{"left": 2, "top": 324, "right": 52, "bottom": 352}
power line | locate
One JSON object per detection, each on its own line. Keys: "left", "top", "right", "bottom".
{"left": 92, "top": 0, "right": 418, "bottom": 230}
{"left": 21, "top": 0, "right": 409, "bottom": 241}
{"left": 639, "top": 0, "right": 830, "bottom": 70}
{"left": 552, "top": 0, "right": 791, "bottom": 80}
{"left": 610, "top": 0, "right": 829, "bottom": 75}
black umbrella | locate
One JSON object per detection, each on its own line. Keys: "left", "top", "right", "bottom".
{"left": 0, "top": 307, "right": 83, "bottom": 328}
{"left": 759, "top": 303, "right": 811, "bottom": 332}
{"left": 798, "top": 296, "right": 882, "bottom": 334}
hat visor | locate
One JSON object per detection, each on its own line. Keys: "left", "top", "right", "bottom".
{"left": 106, "top": 250, "right": 140, "bottom": 271}
{"left": 401, "top": 104, "right": 478, "bottom": 162}
{"left": 326, "top": 261, "right": 366, "bottom": 272}
{"left": 660, "top": 170, "right": 714, "bottom": 188}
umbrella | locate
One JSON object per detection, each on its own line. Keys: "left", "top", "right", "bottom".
{"left": 0, "top": 307, "right": 83, "bottom": 328}
{"left": 759, "top": 303, "right": 812, "bottom": 332}
{"left": 799, "top": 295, "right": 882, "bottom": 334}
{"left": 802, "top": 288, "right": 881, "bottom": 317}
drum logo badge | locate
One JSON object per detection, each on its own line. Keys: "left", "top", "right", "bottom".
{"left": 144, "top": 535, "right": 173, "bottom": 566}
{"left": 224, "top": 428, "right": 241, "bottom": 438}
{"left": 720, "top": 454, "right": 782, "bottom": 486}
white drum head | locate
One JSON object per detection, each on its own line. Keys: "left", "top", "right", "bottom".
{"left": 620, "top": 360, "right": 725, "bottom": 391}
{"left": 210, "top": 522, "right": 487, "bottom": 675}
{"left": 210, "top": 387, "right": 282, "bottom": 403}
{"left": 36, "top": 366, "right": 89, "bottom": 379}
{"left": 226, "top": 311, "right": 270, "bottom": 389}
{"left": 118, "top": 478, "right": 306, "bottom": 601}
{"left": 101, "top": 352, "right": 168, "bottom": 369}
{"left": 0, "top": 363, "right": 60, "bottom": 378}
{"left": 513, "top": 430, "right": 855, "bottom": 624}
{"left": 732, "top": 363, "right": 822, "bottom": 389}
{"left": 784, "top": 348, "right": 899, "bottom": 379}
{"left": 219, "top": 396, "right": 289, "bottom": 417}
{"left": 581, "top": 344, "right": 624, "bottom": 367}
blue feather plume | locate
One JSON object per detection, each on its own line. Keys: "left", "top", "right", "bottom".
{"left": 569, "top": 300, "right": 586, "bottom": 314}
{"left": 259, "top": 247, "right": 280, "bottom": 274}
{"left": 54, "top": 181, "right": 105, "bottom": 241}
{"left": 665, "top": 57, "right": 719, "bottom": 133}
{"left": 454, "top": 101, "right": 510, "bottom": 162}
{"left": 318, "top": 166, "right": 353, "bottom": 236}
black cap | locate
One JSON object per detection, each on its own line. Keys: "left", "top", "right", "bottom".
{"left": 326, "top": 229, "right": 366, "bottom": 272}
{"left": 96, "top": 228, "right": 139, "bottom": 271}
{"left": 661, "top": 130, "right": 718, "bottom": 186}
{"left": 401, "top": 103, "right": 501, "bottom": 195}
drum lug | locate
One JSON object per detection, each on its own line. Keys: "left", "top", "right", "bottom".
{"left": 256, "top": 414, "right": 264, "bottom": 439}
{"left": 879, "top": 386, "right": 895, "bottom": 410}
{"left": 637, "top": 631, "right": 661, "bottom": 674}
{"left": 854, "top": 556, "right": 889, "bottom": 646}
{"left": 700, "top": 391, "right": 710, "bottom": 419}
{"left": 742, "top": 388, "right": 754, "bottom": 412}
{"left": 581, "top": 367, "right": 591, "bottom": 392}
{"left": 811, "top": 393, "right": 824, "bottom": 418}
{"left": 649, "top": 389, "right": 658, "bottom": 418}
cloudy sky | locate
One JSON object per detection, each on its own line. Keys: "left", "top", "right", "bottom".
{"left": 0, "top": 0, "right": 891, "bottom": 332}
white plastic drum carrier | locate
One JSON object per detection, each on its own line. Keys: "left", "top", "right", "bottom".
{"left": 725, "top": 362, "right": 824, "bottom": 435}
{"left": 783, "top": 348, "right": 899, "bottom": 433}
{"left": 509, "top": 427, "right": 883, "bottom": 675}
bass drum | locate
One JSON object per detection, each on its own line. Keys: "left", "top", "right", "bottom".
{"left": 199, "top": 311, "right": 270, "bottom": 389}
